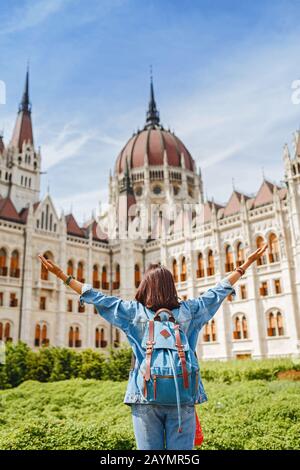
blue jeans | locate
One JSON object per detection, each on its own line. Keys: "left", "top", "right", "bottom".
{"left": 131, "top": 404, "right": 196, "bottom": 450}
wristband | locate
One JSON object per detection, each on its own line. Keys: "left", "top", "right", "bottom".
{"left": 64, "top": 275, "right": 74, "bottom": 286}
{"left": 235, "top": 267, "right": 245, "bottom": 276}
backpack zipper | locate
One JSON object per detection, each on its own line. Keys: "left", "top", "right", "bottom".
{"left": 144, "top": 371, "right": 196, "bottom": 398}
{"left": 151, "top": 372, "right": 192, "bottom": 379}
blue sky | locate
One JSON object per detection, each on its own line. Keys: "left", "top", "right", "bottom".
{"left": 1, "top": 0, "right": 300, "bottom": 222}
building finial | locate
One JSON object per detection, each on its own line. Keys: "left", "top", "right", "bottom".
{"left": 122, "top": 157, "right": 134, "bottom": 195}
{"left": 19, "top": 64, "right": 31, "bottom": 113}
{"left": 145, "top": 66, "right": 160, "bottom": 128}
{"left": 232, "top": 177, "right": 236, "bottom": 191}
{"left": 261, "top": 166, "right": 265, "bottom": 181}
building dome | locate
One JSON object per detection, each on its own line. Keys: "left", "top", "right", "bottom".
{"left": 115, "top": 77, "right": 195, "bottom": 175}
{"left": 115, "top": 127, "right": 195, "bottom": 174}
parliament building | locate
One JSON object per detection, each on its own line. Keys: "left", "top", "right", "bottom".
{"left": 0, "top": 70, "right": 300, "bottom": 360}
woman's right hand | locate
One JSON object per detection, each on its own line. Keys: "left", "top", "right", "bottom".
{"left": 38, "top": 254, "right": 63, "bottom": 278}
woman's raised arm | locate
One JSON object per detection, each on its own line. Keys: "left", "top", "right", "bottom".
{"left": 187, "top": 242, "right": 268, "bottom": 329}
{"left": 38, "top": 254, "right": 83, "bottom": 294}
{"left": 38, "top": 253, "right": 135, "bottom": 333}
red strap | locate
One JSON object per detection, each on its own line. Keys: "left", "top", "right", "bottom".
{"left": 174, "top": 325, "right": 189, "bottom": 389}
{"left": 144, "top": 320, "right": 154, "bottom": 381}
{"left": 194, "top": 409, "right": 204, "bottom": 446}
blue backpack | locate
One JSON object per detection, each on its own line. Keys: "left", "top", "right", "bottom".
{"left": 136, "top": 307, "right": 199, "bottom": 432}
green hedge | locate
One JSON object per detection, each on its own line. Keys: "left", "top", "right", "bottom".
{"left": 1, "top": 342, "right": 300, "bottom": 390}
{"left": 0, "top": 342, "right": 132, "bottom": 390}
{"left": 200, "top": 358, "right": 300, "bottom": 384}
{"left": 0, "top": 378, "right": 299, "bottom": 449}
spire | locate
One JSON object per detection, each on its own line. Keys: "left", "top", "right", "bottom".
{"left": 118, "top": 157, "right": 136, "bottom": 235}
{"left": 123, "top": 157, "right": 134, "bottom": 194}
{"left": 145, "top": 67, "right": 160, "bottom": 128}
{"left": 10, "top": 66, "right": 34, "bottom": 151}
{"left": 19, "top": 65, "right": 31, "bottom": 113}
{"left": 294, "top": 129, "right": 300, "bottom": 158}
{"left": 0, "top": 130, "right": 4, "bottom": 154}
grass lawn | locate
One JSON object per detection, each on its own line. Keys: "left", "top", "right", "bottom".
{"left": 0, "top": 377, "right": 299, "bottom": 450}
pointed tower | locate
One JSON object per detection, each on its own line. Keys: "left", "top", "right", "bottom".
{"left": 145, "top": 71, "right": 160, "bottom": 129}
{"left": 10, "top": 67, "right": 34, "bottom": 152}
{"left": 112, "top": 71, "right": 199, "bottom": 241}
{"left": 0, "top": 132, "right": 4, "bottom": 154}
{"left": 118, "top": 158, "right": 136, "bottom": 237}
{"left": 285, "top": 129, "right": 300, "bottom": 245}
{"left": 0, "top": 67, "right": 41, "bottom": 210}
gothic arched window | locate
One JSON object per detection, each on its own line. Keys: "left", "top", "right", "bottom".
{"left": 233, "top": 314, "right": 248, "bottom": 340}
{"left": 135, "top": 264, "right": 141, "bottom": 288}
{"left": 172, "top": 259, "right": 178, "bottom": 283}
{"left": 197, "top": 253, "right": 205, "bottom": 278}
{"left": 113, "top": 264, "right": 120, "bottom": 289}
{"left": 225, "top": 245, "right": 234, "bottom": 272}
{"left": 236, "top": 242, "right": 245, "bottom": 267}
{"left": 0, "top": 248, "right": 8, "bottom": 276}
{"left": 268, "top": 233, "right": 280, "bottom": 263}
{"left": 93, "top": 264, "right": 100, "bottom": 288}
{"left": 267, "top": 310, "right": 284, "bottom": 337}
{"left": 77, "top": 262, "right": 84, "bottom": 283}
{"left": 181, "top": 257, "right": 187, "bottom": 282}
{"left": 207, "top": 250, "right": 215, "bottom": 276}
{"left": 102, "top": 266, "right": 109, "bottom": 290}
{"left": 10, "top": 250, "right": 20, "bottom": 278}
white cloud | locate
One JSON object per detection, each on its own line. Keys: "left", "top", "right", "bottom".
{"left": 161, "top": 32, "right": 300, "bottom": 201}
{"left": 51, "top": 188, "right": 109, "bottom": 225}
{"left": 40, "top": 27, "right": 300, "bottom": 209}
{"left": 39, "top": 119, "right": 123, "bottom": 170}
{"left": 0, "top": 0, "right": 67, "bottom": 35}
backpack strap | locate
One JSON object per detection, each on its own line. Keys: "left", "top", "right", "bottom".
{"left": 154, "top": 308, "right": 176, "bottom": 323}
{"left": 174, "top": 324, "right": 189, "bottom": 389}
{"left": 144, "top": 320, "right": 155, "bottom": 383}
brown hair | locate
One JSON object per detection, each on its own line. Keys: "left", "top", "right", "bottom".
{"left": 135, "top": 263, "right": 180, "bottom": 312}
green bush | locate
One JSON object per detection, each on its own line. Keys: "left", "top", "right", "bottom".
{"left": 0, "top": 378, "right": 299, "bottom": 450}
{"left": 102, "top": 347, "right": 132, "bottom": 381}
{"left": 200, "top": 358, "right": 300, "bottom": 384}
{"left": 0, "top": 342, "right": 128, "bottom": 389}
{"left": 1, "top": 342, "right": 300, "bottom": 390}
{"left": 2, "top": 342, "right": 32, "bottom": 388}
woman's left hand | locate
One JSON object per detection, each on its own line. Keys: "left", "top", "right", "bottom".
{"left": 247, "top": 243, "right": 268, "bottom": 264}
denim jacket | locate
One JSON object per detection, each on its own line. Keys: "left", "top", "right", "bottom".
{"left": 79, "top": 277, "right": 236, "bottom": 406}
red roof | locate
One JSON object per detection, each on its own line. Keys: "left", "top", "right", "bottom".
{"left": 92, "top": 220, "right": 108, "bottom": 242}
{"left": 253, "top": 180, "right": 278, "bottom": 207}
{"left": 202, "top": 200, "right": 224, "bottom": 222}
{"left": 115, "top": 127, "right": 195, "bottom": 174}
{"left": 18, "top": 201, "right": 40, "bottom": 223}
{"left": 65, "top": 213, "right": 86, "bottom": 238}
{"left": 10, "top": 110, "right": 34, "bottom": 152}
{"left": 0, "top": 196, "right": 23, "bottom": 223}
{"left": 223, "top": 191, "right": 249, "bottom": 217}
